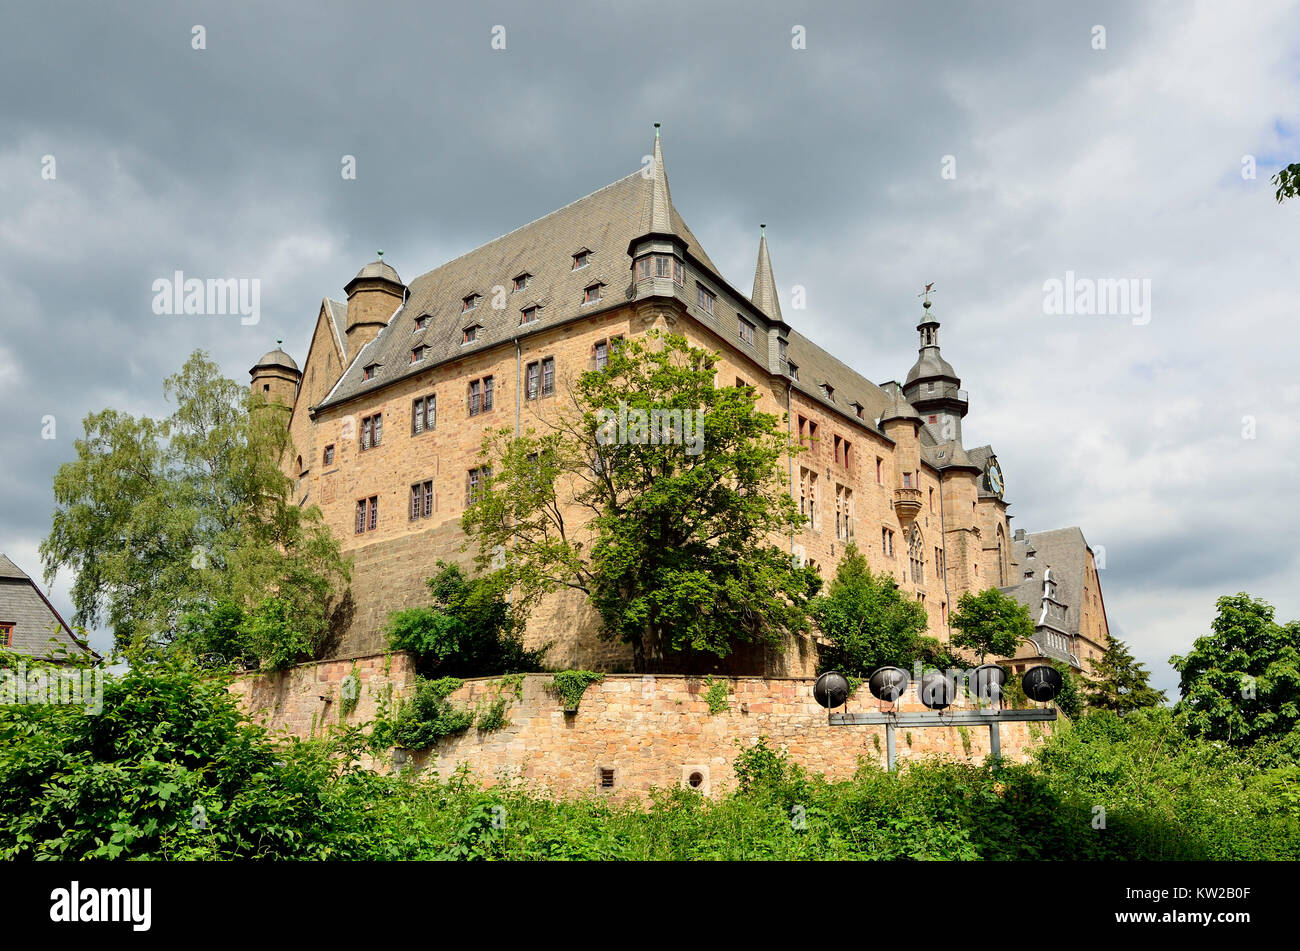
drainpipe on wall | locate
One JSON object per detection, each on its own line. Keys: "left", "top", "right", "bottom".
{"left": 939, "top": 476, "right": 953, "bottom": 639}
{"left": 786, "top": 380, "right": 795, "bottom": 553}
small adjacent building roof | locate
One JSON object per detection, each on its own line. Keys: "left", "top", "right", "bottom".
{"left": 0, "top": 554, "right": 97, "bottom": 661}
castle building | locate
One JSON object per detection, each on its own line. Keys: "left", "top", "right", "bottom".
{"left": 250, "top": 129, "right": 1110, "bottom": 676}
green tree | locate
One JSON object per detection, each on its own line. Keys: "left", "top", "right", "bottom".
{"left": 949, "top": 588, "right": 1035, "bottom": 662}
{"left": 810, "top": 543, "right": 928, "bottom": 676}
{"left": 1085, "top": 635, "right": 1165, "bottom": 713}
{"left": 384, "top": 562, "right": 548, "bottom": 677}
{"left": 463, "top": 331, "right": 820, "bottom": 671}
{"left": 40, "top": 350, "right": 349, "bottom": 665}
{"left": 1170, "top": 593, "right": 1300, "bottom": 748}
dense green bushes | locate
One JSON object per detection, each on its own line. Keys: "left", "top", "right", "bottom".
{"left": 3, "top": 660, "right": 1296, "bottom": 860}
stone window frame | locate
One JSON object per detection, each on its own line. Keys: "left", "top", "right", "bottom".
{"left": 409, "top": 480, "right": 434, "bottom": 521}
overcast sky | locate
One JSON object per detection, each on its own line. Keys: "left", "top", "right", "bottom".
{"left": 2, "top": 1, "right": 1297, "bottom": 693}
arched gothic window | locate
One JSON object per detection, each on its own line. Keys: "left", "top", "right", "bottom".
{"left": 909, "top": 526, "right": 924, "bottom": 585}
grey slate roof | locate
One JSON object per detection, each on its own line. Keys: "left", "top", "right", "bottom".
{"left": 325, "top": 298, "right": 348, "bottom": 352}
{"left": 905, "top": 345, "right": 957, "bottom": 385}
{"left": 318, "top": 163, "right": 721, "bottom": 410}
{"left": 0, "top": 554, "right": 95, "bottom": 661}
{"left": 1001, "top": 527, "right": 1092, "bottom": 638}
{"left": 252, "top": 347, "right": 299, "bottom": 373}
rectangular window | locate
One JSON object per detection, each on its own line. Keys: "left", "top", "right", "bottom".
{"left": 514, "top": 273, "right": 531, "bottom": 292}
{"left": 360, "top": 413, "right": 382, "bottom": 451}
{"left": 0, "top": 623, "right": 12, "bottom": 648}
{"left": 363, "top": 365, "right": 377, "bottom": 381}
{"left": 521, "top": 305, "right": 539, "bottom": 324}
{"left": 355, "top": 496, "right": 378, "bottom": 534}
{"left": 526, "top": 361, "right": 540, "bottom": 400}
{"left": 655, "top": 255, "right": 671, "bottom": 279}
{"left": 835, "top": 484, "right": 853, "bottom": 540}
{"left": 415, "top": 314, "right": 430, "bottom": 331}
{"left": 412, "top": 395, "right": 436, "bottom": 434}
{"left": 696, "top": 285, "right": 715, "bottom": 315}
{"left": 468, "top": 377, "right": 494, "bottom": 415}
{"left": 462, "top": 325, "right": 478, "bottom": 344}
{"left": 876, "top": 456, "right": 883, "bottom": 484}
{"left": 799, "top": 467, "right": 818, "bottom": 529}
{"left": 323, "top": 444, "right": 335, "bottom": 466}
{"left": 902, "top": 471, "right": 913, "bottom": 488}
{"left": 594, "top": 339, "right": 608, "bottom": 371}
{"left": 738, "top": 317, "right": 755, "bottom": 344}
{"left": 462, "top": 294, "right": 480, "bottom": 312}
{"left": 411, "top": 346, "right": 426, "bottom": 363}
{"left": 466, "top": 466, "right": 492, "bottom": 505}
{"left": 636, "top": 256, "right": 652, "bottom": 281}
{"left": 583, "top": 284, "right": 602, "bottom": 304}
{"left": 410, "top": 480, "right": 434, "bottom": 520}
{"left": 524, "top": 358, "right": 553, "bottom": 401}
{"left": 573, "top": 250, "right": 590, "bottom": 269}
{"left": 882, "top": 527, "right": 894, "bottom": 557}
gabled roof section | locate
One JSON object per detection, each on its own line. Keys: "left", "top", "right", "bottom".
{"left": 317, "top": 138, "right": 721, "bottom": 410}
{"left": 324, "top": 298, "right": 348, "bottom": 354}
{"left": 0, "top": 554, "right": 96, "bottom": 661}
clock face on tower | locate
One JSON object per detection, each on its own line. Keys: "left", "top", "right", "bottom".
{"left": 986, "top": 459, "right": 1004, "bottom": 497}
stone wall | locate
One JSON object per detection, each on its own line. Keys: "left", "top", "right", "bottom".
{"left": 229, "top": 653, "right": 1054, "bottom": 800}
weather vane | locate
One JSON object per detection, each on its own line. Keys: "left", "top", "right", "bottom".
{"left": 918, "top": 282, "right": 936, "bottom": 305}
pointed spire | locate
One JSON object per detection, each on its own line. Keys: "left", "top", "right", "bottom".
{"left": 751, "top": 223, "right": 782, "bottom": 320}
{"left": 642, "top": 122, "right": 674, "bottom": 235}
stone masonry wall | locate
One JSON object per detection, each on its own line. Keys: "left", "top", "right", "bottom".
{"left": 229, "top": 653, "right": 1054, "bottom": 800}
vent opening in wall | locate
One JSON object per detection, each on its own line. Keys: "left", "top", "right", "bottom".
{"left": 599, "top": 768, "right": 615, "bottom": 789}
{"left": 688, "top": 771, "right": 704, "bottom": 789}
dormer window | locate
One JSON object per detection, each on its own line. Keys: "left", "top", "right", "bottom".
{"left": 462, "top": 325, "right": 480, "bottom": 345}
{"left": 462, "top": 294, "right": 481, "bottom": 312}
{"left": 851, "top": 401, "right": 864, "bottom": 419}
{"left": 778, "top": 339, "right": 788, "bottom": 362}
{"left": 363, "top": 363, "right": 380, "bottom": 381}
{"left": 521, "top": 305, "right": 540, "bottom": 324}
{"left": 787, "top": 362, "right": 799, "bottom": 381}
{"left": 572, "top": 249, "right": 591, "bottom": 270}
{"left": 513, "top": 273, "right": 531, "bottom": 292}
{"left": 738, "top": 316, "right": 754, "bottom": 344}
{"left": 696, "top": 284, "right": 716, "bottom": 316}
{"left": 583, "top": 283, "right": 603, "bottom": 305}
{"left": 414, "top": 314, "right": 431, "bottom": 331}
{"left": 411, "top": 346, "right": 427, "bottom": 364}
{"left": 821, "top": 383, "right": 834, "bottom": 402}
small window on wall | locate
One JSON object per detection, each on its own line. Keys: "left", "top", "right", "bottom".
{"left": 599, "top": 768, "right": 615, "bottom": 789}
{"left": 323, "top": 444, "right": 335, "bottom": 466}
{"left": 1, "top": 624, "right": 13, "bottom": 648}
{"left": 355, "top": 496, "right": 378, "bottom": 534}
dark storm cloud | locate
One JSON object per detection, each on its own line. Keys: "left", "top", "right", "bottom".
{"left": 2, "top": 0, "right": 1297, "bottom": 694}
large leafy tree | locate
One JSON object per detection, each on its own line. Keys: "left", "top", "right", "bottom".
{"left": 949, "top": 588, "right": 1035, "bottom": 663}
{"left": 810, "top": 543, "right": 929, "bottom": 676}
{"left": 41, "top": 350, "right": 349, "bottom": 662}
{"left": 1085, "top": 636, "right": 1165, "bottom": 713}
{"left": 463, "top": 330, "right": 820, "bottom": 672}
{"left": 1170, "top": 593, "right": 1300, "bottom": 748}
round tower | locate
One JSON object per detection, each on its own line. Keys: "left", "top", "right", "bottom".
{"left": 343, "top": 252, "right": 405, "bottom": 360}
{"left": 249, "top": 342, "right": 300, "bottom": 407}
{"left": 902, "top": 300, "right": 969, "bottom": 443}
